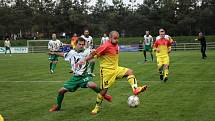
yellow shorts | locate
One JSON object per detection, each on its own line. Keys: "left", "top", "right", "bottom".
{"left": 156, "top": 56, "right": 169, "bottom": 66}
{"left": 100, "top": 66, "right": 128, "bottom": 89}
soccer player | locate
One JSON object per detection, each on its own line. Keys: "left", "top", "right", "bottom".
{"left": 100, "top": 33, "right": 109, "bottom": 45}
{"left": 81, "top": 29, "right": 95, "bottom": 76}
{"left": 143, "top": 31, "right": 154, "bottom": 62}
{"left": 48, "top": 33, "right": 63, "bottom": 74}
{"left": 154, "top": 29, "right": 172, "bottom": 82}
{"left": 77, "top": 31, "right": 148, "bottom": 115}
{"left": 71, "top": 33, "right": 78, "bottom": 49}
{"left": 49, "top": 37, "right": 112, "bottom": 112}
{"left": 195, "top": 32, "right": 207, "bottom": 59}
{"left": 4, "top": 37, "right": 12, "bottom": 56}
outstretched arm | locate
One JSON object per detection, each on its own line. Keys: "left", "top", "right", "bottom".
{"left": 48, "top": 52, "right": 64, "bottom": 57}
{"left": 80, "top": 50, "right": 97, "bottom": 64}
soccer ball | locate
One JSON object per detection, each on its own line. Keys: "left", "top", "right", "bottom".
{"left": 128, "top": 95, "right": 140, "bottom": 107}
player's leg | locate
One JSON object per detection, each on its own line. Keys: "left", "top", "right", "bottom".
{"left": 163, "top": 56, "right": 170, "bottom": 82}
{"left": 87, "top": 81, "right": 112, "bottom": 102}
{"left": 49, "top": 76, "right": 79, "bottom": 112}
{"left": 91, "top": 68, "right": 114, "bottom": 115}
{"left": 150, "top": 51, "right": 153, "bottom": 61}
{"left": 203, "top": 44, "right": 207, "bottom": 58}
{"left": 51, "top": 55, "right": 58, "bottom": 73}
{"left": 49, "top": 87, "right": 68, "bottom": 112}
{"left": 115, "top": 67, "right": 147, "bottom": 95}
{"left": 143, "top": 50, "right": 147, "bottom": 62}
{"left": 9, "top": 47, "right": 11, "bottom": 55}
{"left": 4, "top": 47, "right": 7, "bottom": 55}
{"left": 201, "top": 45, "right": 204, "bottom": 59}
{"left": 157, "top": 57, "right": 164, "bottom": 80}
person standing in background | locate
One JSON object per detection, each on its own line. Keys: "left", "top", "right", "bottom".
{"left": 195, "top": 32, "right": 207, "bottom": 59}
{"left": 100, "top": 33, "right": 109, "bottom": 45}
{"left": 4, "top": 37, "right": 12, "bottom": 56}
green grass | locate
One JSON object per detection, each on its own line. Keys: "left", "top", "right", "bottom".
{"left": 0, "top": 50, "right": 215, "bottom": 121}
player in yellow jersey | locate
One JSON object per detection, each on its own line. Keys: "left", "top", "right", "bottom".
{"left": 77, "top": 31, "right": 148, "bottom": 115}
{"left": 154, "top": 29, "right": 172, "bottom": 82}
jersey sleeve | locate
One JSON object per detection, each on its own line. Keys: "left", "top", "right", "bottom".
{"left": 96, "top": 43, "right": 108, "bottom": 56}
{"left": 48, "top": 41, "right": 52, "bottom": 49}
{"left": 64, "top": 51, "right": 73, "bottom": 61}
{"left": 154, "top": 40, "right": 159, "bottom": 48}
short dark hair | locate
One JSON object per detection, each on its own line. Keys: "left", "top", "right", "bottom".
{"left": 76, "top": 37, "right": 86, "bottom": 45}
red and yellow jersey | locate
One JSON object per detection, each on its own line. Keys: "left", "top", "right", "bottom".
{"left": 154, "top": 38, "right": 172, "bottom": 57}
{"left": 71, "top": 36, "right": 78, "bottom": 47}
{"left": 95, "top": 41, "right": 119, "bottom": 69}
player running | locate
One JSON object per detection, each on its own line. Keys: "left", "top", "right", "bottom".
{"left": 143, "top": 31, "right": 154, "bottom": 62}
{"left": 154, "top": 29, "right": 172, "bottom": 82}
{"left": 48, "top": 33, "right": 63, "bottom": 74}
{"left": 49, "top": 37, "right": 112, "bottom": 112}
{"left": 77, "top": 31, "right": 148, "bottom": 115}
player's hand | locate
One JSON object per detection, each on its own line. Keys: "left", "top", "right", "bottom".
{"left": 168, "top": 48, "right": 171, "bottom": 53}
{"left": 75, "top": 60, "right": 85, "bottom": 68}
{"left": 48, "top": 52, "right": 54, "bottom": 55}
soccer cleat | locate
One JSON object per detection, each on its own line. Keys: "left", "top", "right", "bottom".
{"left": 50, "top": 69, "right": 54, "bottom": 74}
{"left": 133, "top": 85, "right": 148, "bottom": 95}
{"left": 163, "top": 77, "right": 168, "bottom": 82}
{"left": 103, "top": 94, "right": 112, "bottom": 102}
{"left": 49, "top": 105, "right": 60, "bottom": 112}
{"left": 160, "top": 74, "right": 164, "bottom": 81}
{"left": 90, "top": 105, "right": 100, "bottom": 115}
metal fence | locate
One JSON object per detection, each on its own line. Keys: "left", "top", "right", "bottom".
{"left": 174, "top": 42, "right": 215, "bottom": 50}
{"left": 27, "top": 41, "right": 215, "bottom": 53}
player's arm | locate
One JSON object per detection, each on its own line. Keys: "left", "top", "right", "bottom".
{"left": 48, "top": 52, "right": 64, "bottom": 57}
{"left": 82, "top": 49, "right": 96, "bottom": 63}
{"left": 91, "top": 38, "right": 94, "bottom": 47}
{"left": 153, "top": 40, "right": 160, "bottom": 52}
{"left": 167, "top": 41, "right": 172, "bottom": 53}
{"left": 78, "top": 43, "right": 107, "bottom": 65}
{"left": 48, "top": 42, "right": 54, "bottom": 51}
{"left": 151, "top": 37, "right": 154, "bottom": 48}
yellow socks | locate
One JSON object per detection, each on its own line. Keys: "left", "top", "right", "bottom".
{"left": 127, "top": 75, "right": 138, "bottom": 90}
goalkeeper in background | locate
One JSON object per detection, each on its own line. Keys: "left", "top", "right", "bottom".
{"left": 154, "top": 29, "right": 172, "bottom": 82}
{"left": 49, "top": 37, "right": 112, "bottom": 112}
{"left": 48, "top": 33, "right": 63, "bottom": 74}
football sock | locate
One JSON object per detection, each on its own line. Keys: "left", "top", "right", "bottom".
{"left": 150, "top": 53, "right": 153, "bottom": 61}
{"left": 56, "top": 93, "right": 64, "bottom": 109}
{"left": 50, "top": 63, "right": 52, "bottom": 70}
{"left": 92, "top": 86, "right": 101, "bottom": 93}
{"left": 95, "top": 93, "right": 104, "bottom": 106}
{"left": 51, "top": 63, "right": 56, "bottom": 71}
{"left": 127, "top": 75, "right": 138, "bottom": 90}
{"left": 144, "top": 51, "right": 146, "bottom": 61}
{"left": 158, "top": 65, "right": 163, "bottom": 74}
{"left": 164, "top": 68, "right": 169, "bottom": 78}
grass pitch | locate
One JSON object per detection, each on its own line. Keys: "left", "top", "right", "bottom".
{"left": 0, "top": 50, "right": 215, "bottom": 121}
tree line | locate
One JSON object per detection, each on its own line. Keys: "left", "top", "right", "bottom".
{"left": 0, "top": 0, "right": 215, "bottom": 39}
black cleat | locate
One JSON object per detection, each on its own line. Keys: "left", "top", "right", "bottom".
{"left": 163, "top": 77, "right": 168, "bottom": 82}
{"left": 160, "top": 74, "right": 164, "bottom": 81}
